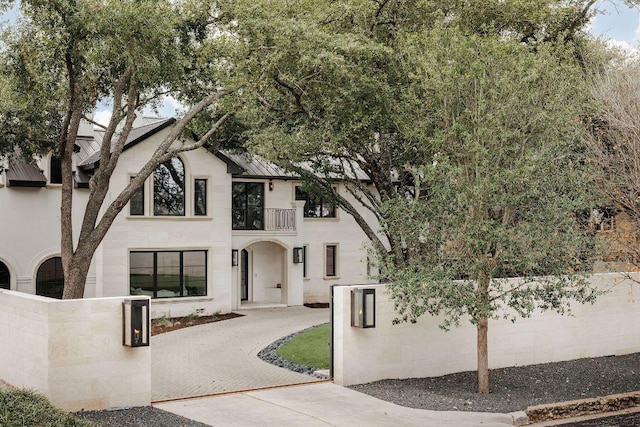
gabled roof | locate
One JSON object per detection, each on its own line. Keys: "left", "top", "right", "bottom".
{"left": 77, "top": 118, "right": 175, "bottom": 169}
{"left": 215, "top": 150, "right": 296, "bottom": 179}
{"left": 215, "top": 150, "right": 371, "bottom": 182}
{"left": 6, "top": 162, "right": 47, "bottom": 187}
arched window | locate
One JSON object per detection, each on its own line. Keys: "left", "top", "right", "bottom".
{"left": 50, "top": 154, "right": 62, "bottom": 184}
{"left": 0, "top": 261, "right": 10, "bottom": 290}
{"left": 153, "top": 157, "right": 185, "bottom": 216}
{"left": 36, "top": 257, "right": 64, "bottom": 299}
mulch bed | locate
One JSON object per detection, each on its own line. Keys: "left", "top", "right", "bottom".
{"left": 151, "top": 312, "right": 243, "bottom": 335}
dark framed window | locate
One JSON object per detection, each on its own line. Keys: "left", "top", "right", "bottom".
{"left": 232, "top": 182, "right": 264, "bottom": 230}
{"left": 325, "top": 245, "right": 337, "bottom": 277}
{"left": 36, "top": 257, "right": 64, "bottom": 299}
{"left": 154, "top": 157, "right": 185, "bottom": 216}
{"left": 129, "top": 176, "right": 145, "bottom": 216}
{"left": 130, "top": 250, "right": 207, "bottom": 298}
{"left": 194, "top": 178, "right": 207, "bottom": 216}
{"left": 303, "top": 245, "right": 308, "bottom": 278}
{"left": 0, "top": 261, "right": 10, "bottom": 289}
{"left": 50, "top": 155, "right": 62, "bottom": 184}
{"left": 295, "top": 187, "right": 336, "bottom": 218}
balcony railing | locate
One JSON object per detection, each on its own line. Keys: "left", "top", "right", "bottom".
{"left": 264, "top": 208, "right": 296, "bottom": 231}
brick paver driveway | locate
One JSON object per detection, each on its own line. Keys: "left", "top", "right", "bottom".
{"left": 151, "top": 306, "right": 329, "bottom": 401}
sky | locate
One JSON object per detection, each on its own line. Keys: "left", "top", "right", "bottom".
{"left": 1, "top": 0, "right": 640, "bottom": 125}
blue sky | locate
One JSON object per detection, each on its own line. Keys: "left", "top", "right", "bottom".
{"left": 2, "top": 0, "right": 640, "bottom": 123}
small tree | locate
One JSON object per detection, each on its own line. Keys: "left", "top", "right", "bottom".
{"left": 0, "top": 0, "right": 237, "bottom": 299}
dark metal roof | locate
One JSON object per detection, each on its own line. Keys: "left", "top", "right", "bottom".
{"left": 6, "top": 162, "right": 47, "bottom": 187}
{"left": 77, "top": 118, "right": 176, "bottom": 169}
{"left": 215, "top": 150, "right": 371, "bottom": 181}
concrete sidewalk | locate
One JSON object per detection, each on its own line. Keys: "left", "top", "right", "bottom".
{"left": 155, "top": 382, "right": 515, "bottom": 426}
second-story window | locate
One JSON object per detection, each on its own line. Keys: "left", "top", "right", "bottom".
{"left": 194, "top": 178, "right": 207, "bottom": 216}
{"left": 154, "top": 157, "right": 185, "bottom": 216}
{"left": 129, "top": 176, "right": 145, "bottom": 216}
{"left": 295, "top": 186, "right": 336, "bottom": 218}
{"left": 50, "top": 154, "right": 62, "bottom": 184}
{"left": 232, "top": 182, "right": 264, "bottom": 230}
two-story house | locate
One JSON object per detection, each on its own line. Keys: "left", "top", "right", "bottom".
{"left": 0, "top": 117, "right": 378, "bottom": 318}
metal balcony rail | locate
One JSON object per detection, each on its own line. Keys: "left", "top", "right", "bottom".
{"left": 264, "top": 208, "right": 296, "bottom": 231}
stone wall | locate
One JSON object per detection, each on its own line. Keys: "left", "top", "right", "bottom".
{"left": 0, "top": 290, "right": 150, "bottom": 411}
{"left": 332, "top": 273, "right": 640, "bottom": 386}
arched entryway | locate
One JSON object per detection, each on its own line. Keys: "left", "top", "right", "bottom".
{"left": 239, "top": 241, "right": 287, "bottom": 306}
{"left": 0, "top": 260, "right": 10, "bottom": 290}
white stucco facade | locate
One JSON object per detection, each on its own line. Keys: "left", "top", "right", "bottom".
{"left": 0, "top": 119, "right": 377, "bottom": 317}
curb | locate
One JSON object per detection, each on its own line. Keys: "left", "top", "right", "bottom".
{"left": 514, "top": 391, "right": 640, "bottom": 425}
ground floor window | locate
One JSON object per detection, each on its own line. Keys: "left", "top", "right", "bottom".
{"left": 130, "top": 250, "right": 207, "bottom": 298}
{"left": 325, "top": 244, "right": 337, "bottom": 277}
{"left": 0, "top": 261, "right": 9, "bottom": 289}
{"left": 36, "top": 257, "right": 64, "bottom": 299}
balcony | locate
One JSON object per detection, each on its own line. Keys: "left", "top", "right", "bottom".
{"left": 264, "top": 208, "right": 296, "bottom": 231}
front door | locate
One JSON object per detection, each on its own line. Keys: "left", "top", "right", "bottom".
{"left": 240, "top": 249, "right": 249, "bottom": 301}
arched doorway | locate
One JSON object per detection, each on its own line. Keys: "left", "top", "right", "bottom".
{"left": 0, "top": 261, "right": 9, "bottom": 290}
{"left": 239, "top": 241, "right": 287, "bottom": 306}
{"left": 36, "top": 257, "right": 64, "bottom": 299}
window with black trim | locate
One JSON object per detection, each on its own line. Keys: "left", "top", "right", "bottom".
{"left": 295, "top": 187, "right": 336, "bottom": 218}
{"left": 36, "top": 257, "right": 64, "bottom": 299}
{"left": 154, "top": 157, "right": 185, "bottom": 216}
{"left": 50, "top": 154, "right": 62, "bottom": 184}
{"left": 325, "top": 244, "right": 337, "bottom": 277}
{"left": 194, "top": 178, "right": 207, "bottom": 216}
{"left": 303, "top": 245, "right": 308, "bottom": 278}
{"left": 0, "top": 260, "right": 10, "bottom": 289}
{"left": 129, "top": 250, "right": 207, "bottom": 298}
{"left": 232, "top": 182, "right": 264, "bottom": 230}
{"left": 129, "top": 176, "right": 144, "bottom": 216}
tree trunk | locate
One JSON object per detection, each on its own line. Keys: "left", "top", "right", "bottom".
{"left": 477, "top": 314, "right": 489, "bottom": 394}
{"left": 477, "top": 271, "right": 490, "bottom": 394}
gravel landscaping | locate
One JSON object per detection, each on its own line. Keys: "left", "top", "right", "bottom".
{"left": 349, "top": 352, "right": 640, "bottom": 414}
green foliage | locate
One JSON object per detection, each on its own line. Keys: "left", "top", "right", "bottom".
{"left": 276, "top": 324, "right": 330, "bottom": 370}
{"left": 0, "top": 388, "right": 94, "bottom": 427}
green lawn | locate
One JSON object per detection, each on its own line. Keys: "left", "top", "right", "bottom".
{"left": 276, "top": 323, "right": 330, "bottom": 369}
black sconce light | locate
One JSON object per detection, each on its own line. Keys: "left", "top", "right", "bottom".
{"left": 232, "top": 249, "right": 239, "bottom": 267}
{"left": 293, "top": 247, "right": 303, "bottom": 264}
{"left": 268, "top": 180, "right": 274, "bottom": 191}
{"left": 351, "top": 288, "right": 376, "bottom": 328}
{"left": 123, "top": 298, "right": 150, "bottom": 347}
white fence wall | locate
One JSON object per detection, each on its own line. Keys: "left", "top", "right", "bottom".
{"left": 0, "top": 290, "right": 150, "bottom": 411}
{"left": 332, "top": 273, "right": 640, "bottom": 386}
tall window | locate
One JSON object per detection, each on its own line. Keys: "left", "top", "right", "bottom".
{"left": 295, "top": 187, "right": 336, "bottom": 218}
{"left": 232, "top": 182, "right": 264, "bottom": 230}
{"left": 154, "top": 157, "right": 185, "bottom": 216}
{"left": 36, "top": 257, "right": 64, "bottom": 299}
{"left": 194, "top": 178, "right": 207, "bottom": 216}
{"left": 129, "top": 250, "right": 207, "bottom": 298}
{"left": 50, "top": 154, "right": 62, "bottom": 184}
{"left": 129, "top": 176, "right": 145, "bottom": 216}
{"left": 0, "top": 261, "right": 9, "bottom": 290}
{"left": 325, "top": 245, "right": 337, "bottom": 277}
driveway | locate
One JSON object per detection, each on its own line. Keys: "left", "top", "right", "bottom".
{"left": 151, "top": 306, "right": 329, "bottom": 401}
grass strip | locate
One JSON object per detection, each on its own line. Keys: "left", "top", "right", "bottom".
{"left": 276, "top": 323, "right": 330, "bottom": 369}
{"left": 0, "top": 388, "right": 94, "bottom": 427}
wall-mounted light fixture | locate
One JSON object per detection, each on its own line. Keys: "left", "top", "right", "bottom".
{"left": 123, "top": 298, "right": 150, "bottom": 347}
{"left": 268, "top": 180, "right": 274, "bottom": 191}
{"left": 232, "top": 249, "right": 239, "bottom": 267}
{"left": 351, "top": 288, "right": 376, "bottom": 328}
{"left": 293, "top": 247, "right": 303, "bottom": 264}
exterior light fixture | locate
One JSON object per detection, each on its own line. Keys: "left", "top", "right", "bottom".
{"left": 293, "top": 247, "right": 303, "bottom": 264}
{"left": 351, "top": 288, "right": 376, "bottom": 328}
{"left": 268, "top": 180, "right": 274, "bottom": 191}
{"left": 123, "top": 298, "right": 150, "bottom": 347}
{"left": 232, "top": 249, "right": 239, "bottom": 267}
